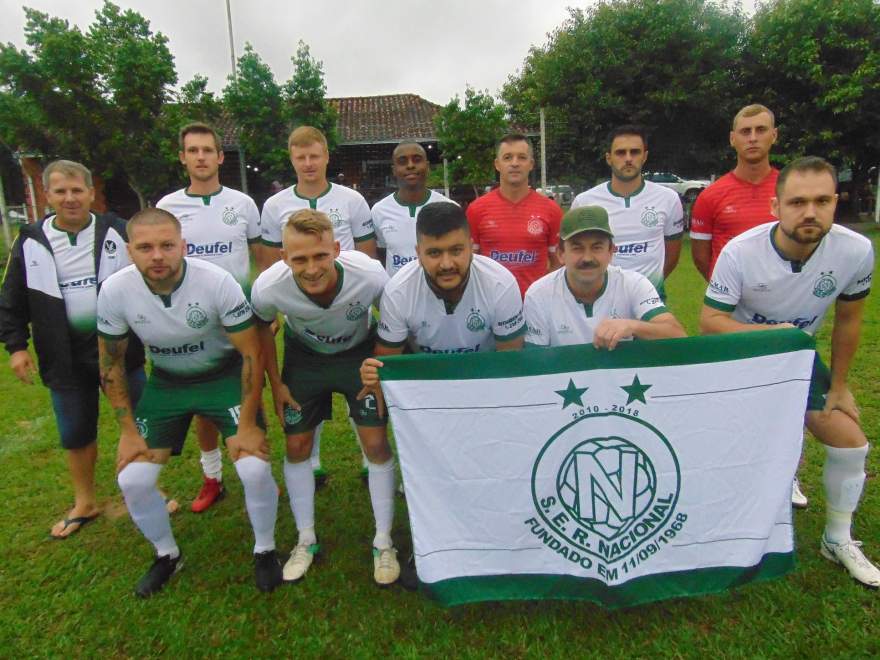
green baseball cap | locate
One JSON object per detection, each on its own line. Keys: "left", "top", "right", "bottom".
{"left": 560, "top": 205, "right": 613, "bottom": 240}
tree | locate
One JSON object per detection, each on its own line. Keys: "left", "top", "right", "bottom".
{"left": 745, "top": 0, "right": 880, "bottom": 210}
{"left": 502, "top": 1, "right": 748, "bottom": 184}
{"left": 435, "top": 87, "right": 507, "bottom": 195}
{"left": 285, "top": 41, "right": 338, "bottom": 149}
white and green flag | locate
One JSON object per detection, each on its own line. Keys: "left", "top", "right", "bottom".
{"left": 380, "top": 329, "right": 815, "bottom": 608}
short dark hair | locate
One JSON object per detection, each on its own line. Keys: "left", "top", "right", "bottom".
{"left": 607, "top": 125, "right": 648, "bottom": 152}
{"left": 416, "top": 202, "right": 469, "bottom": 240}
{"left": 127, "top": 207, "right": 181, "bottom": 237}
{"left": 179, "top": 122, "right": 222, "bottom": 152}
{"left": 497, "top": 133, "right": 533, "bottom": 158}
{"left": 776, "top": 156, "right": 838, "bottom": 197}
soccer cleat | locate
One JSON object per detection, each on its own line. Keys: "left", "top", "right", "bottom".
{"left": 254, "top": 550, "right": 283, "bottom": 593}
{"left": 135, "top": 553, "right": 183, "bottom": 598}
{"left": 283, "top": 542, "right": 320, "bottom": 582}
{"left": 373, "top": 546, "right": 400, "bottom": 586}
{"left": 820, "top": 536, "right": 880, "bottom": 588}
{"left": 791, "top": 477, "right": 808, "bottom": 509}
{"left": 191, "top": 477, "right": 225, "bottom": 513}
{"left": 398, "top": 553, "right": 419, "bottom": 591}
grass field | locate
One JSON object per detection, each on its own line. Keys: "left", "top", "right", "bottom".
{"left": 1, "top": 231, "right": 878, "bottom": 657}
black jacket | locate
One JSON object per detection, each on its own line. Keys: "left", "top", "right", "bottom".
{"left": 0, "top": 213, "right": 145, "bottom": 389}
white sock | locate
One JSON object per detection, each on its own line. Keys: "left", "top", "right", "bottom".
{"left": 823, "top": 444, "right": 869, "bottom": 544}
{"left": 234, "top": 456, "right": 278, "bottom": 554}
{"left": 200, "top": 448, "right": 223, "bottom": 481}
{"left": 118, "top": 462, "right": 179, "bottom": 559}
{"left": 367, "top": 458, "right": 395, "bottom": 549}
{"left": 310, "top": 423, "right": 322, "bottom": 470}
{"left": 284, "top": 458, "right": 316, "bottom": 542}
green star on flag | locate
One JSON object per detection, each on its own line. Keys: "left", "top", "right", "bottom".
{"left": 555, "top": 379, "right": 588, "bottom": 409}
{"left": 621, "top": 374, "right": 652, "bottom": 404}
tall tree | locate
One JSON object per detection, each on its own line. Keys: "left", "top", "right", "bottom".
{"left": 502, "top": 0, "right": 748, "bottom": 184}
{"left": 285, "top": 41, "right": 338, "bottom": 149}
{"left": 435, "top": 87, "right": 507, "bottom": 196}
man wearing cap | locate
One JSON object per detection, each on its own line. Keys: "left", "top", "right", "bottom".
{"left": 524, "top": 206, "right": 686, "bottom": 349}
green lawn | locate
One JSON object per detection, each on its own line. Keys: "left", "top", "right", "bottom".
{"left": 1, "top": 231, "right": 878, "bottom": 657}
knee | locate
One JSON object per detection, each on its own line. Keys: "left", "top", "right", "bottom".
{"left": 234, "top": 455, "right": 272, "bottom": 486}
{"left": 285, "top": 434, "right": 313, "bottom": 462}
{"left": 117, "top": 462, "right": 159, "bottom": 497}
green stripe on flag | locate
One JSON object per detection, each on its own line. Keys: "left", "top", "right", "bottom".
{"left": 379, "top": 329, "right": 814, "bottom": 381}
{"left": 422, "top": 552, "right": 795, "bottom": 609}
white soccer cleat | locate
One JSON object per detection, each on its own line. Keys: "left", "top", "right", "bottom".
{"left": 283, "top": 543, "right": 319, "bottom": 582}
{"left": 820, "top": 537, "right": 880, "bottom": 588}
{"left": 791, "top": 477, "right": 808, "bottom": 509}
{"left": 373, "top": 546, "right": 400, "bottom": 586}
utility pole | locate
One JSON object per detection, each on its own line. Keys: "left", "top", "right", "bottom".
{"left": 226, "top": 0, "right": 248, "bottom": 194}
{"left": 0, "top": 172, "right": 11, "bottom": 248}
{"left": 539, "top": 107, "right": 547, "bottom": 193}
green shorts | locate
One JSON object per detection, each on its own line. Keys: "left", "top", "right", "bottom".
{"left": 281, "top": 337, "right": 386, "bottom": 434}
{"left": 806, "top": 353, "right": 831, "bottom": 412}
{"left": 135, "top": 363, "right": 262, "bottom": 452}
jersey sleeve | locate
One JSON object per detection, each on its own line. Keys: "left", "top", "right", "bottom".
{"left": 493, "top": 276, "right": 526, "bottom": 341}
{"left": 689, "top": 188, "right": 714, "bottom": 240}
{"left": 664, "top": 194, "right": 685, "bottom": 239}
{"left": 372, "top": 207, "right": 387, "bottom": 249}
{"left": 523, "top": 287, "right": 550, "bottom": 347}
{"left": 351, "top": 194, "right": 376, "bottom": 243}
{"left": 376, "top": 288, "right": 409, "bottom": 347}
{"left": 370, "top": 263, "right": 390, "bottom": 308}
{"left": 260, "top": 200, "right": 283, "bottom": 248}
{"left": 569, "top": 192, "right": 587, "bottom": 210}
{"left": 703, "top": 247, "right": 742, "bottom": 312}
{"left": 547, "top": 201, "right": 563, "bottom": 252}
{"left": 244, "top": 197, "right": 261, "bottom": 242}
{"left": 96, "top": 282, "right": 130, "bottom": 338}
{"left": 839, "top": 243, "right": 874, "bottom": 301}
{"left": 249, "top": 275, "right": 278, "bottom": 323}
{"left": 465, "top": 202, "right": 482, "bottom": 250}
{"left": 217, "top": 272, "right": 254, "bottom": 332}
{"left": 628, "top": 273, "right": 668, "bottom": 321}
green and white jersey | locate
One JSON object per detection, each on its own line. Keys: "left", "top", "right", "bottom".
{"left": 98, "top": 258, "right": 254, "bottom": 379}
{"left": 260, "top": 183, "right": 375, "bottom": 250}
{"left": 523, "top": 265, "right": 667, "bottom": 347}
{"left": 571, "top": 180, "right": 684, "bottom": 292}
{"left": 378, "top": 254, "right": 525, "bottom": 354}
{"left": 251, "top": 250, "right": 388, "bottom": 355}
{"left": 156, "top": 187, "right": 260, "bottom": 288}
{"left": 42, "top": 214, "right": 120, "bottom": 338}
{"left": 705, "top": 222, "right": 873, "bottom": 335}
{"left": 372, "top": 191, "right": 455, "bottom": 275}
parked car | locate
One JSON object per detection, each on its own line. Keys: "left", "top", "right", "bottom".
{"left": 538, "top": 184, "right": 574, "bottom": 207}
{"left": 644, "top": 172, "right": 711, "bottom": 202}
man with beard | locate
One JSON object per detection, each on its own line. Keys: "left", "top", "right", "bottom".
{"left": 700, "top": 157, "right": 878, "bottom": 588}
{"left": 571, "top": 125, "right": 684, "bottom": 300}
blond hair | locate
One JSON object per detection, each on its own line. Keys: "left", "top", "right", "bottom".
{"left": 732, "top": 104, "right": 775, "bottom": 130}
{"left": 283, "top": 208, "right": 333, "bottom": 241}
{"left": 42, "top": 160, "right": 93, "bottom": 189}
{"left": 288, "top": 126, "right": 328, "bottom": 151}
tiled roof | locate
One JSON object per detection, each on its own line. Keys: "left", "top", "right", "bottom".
{"left": 214, "top": 113, "right": 241, "bottom": 149}
{"left": 329, "top": 94, "right": 441, "bottom": 145}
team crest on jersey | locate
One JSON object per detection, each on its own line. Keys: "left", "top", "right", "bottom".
{"left": 527, "top": 216, "right": 544, "bottom": 235}
{"left": 135, "top": 418, "right": 148, "bottom": 438}
{"left": 186, "top": 302, "right": 209, "bottom": 329}
{"left": 222, "top": 206, "right": 239, "bottom": 226}
{"left": 346, "top": 301, "right": 368, "bottom": 321}
{"left": 327, "top": 208, "right": 343, "bottom": 228}
{"left": 466, "top": 308, "right": 486, "bottom": 332}
{"left": 640, "top": 207, "right": 660, "bottom": 228}
{"left": 104, "top": 239, "right": 117, "bottom": 254}
{"left": 812, "top": 271, "right": 837, "bottom": 298}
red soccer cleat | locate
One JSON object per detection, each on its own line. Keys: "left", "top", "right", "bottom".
{"left": 191, "top": 477, "right": 225, "bottom": 513}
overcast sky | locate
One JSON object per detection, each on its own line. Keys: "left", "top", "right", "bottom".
{"left": 0, "top": 0, "right": 759, "bottom": 105}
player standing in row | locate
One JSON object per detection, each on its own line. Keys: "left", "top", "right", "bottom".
{"left": 690, "top": 104, "right": 779, "bottom": 281}
{"left": 98, "top": 209, "right": 281, "bottom": 597}
{"left": 466, "top": 133, "right": 562, "bottom": 297}
{"left": 700, "top": 157, "right": 878, "bottom": 588}
{"left": 252, "top": 210, "right": 399, "bottom": 585}
{"left": 0, "top": 160, "right": 145, "bottom": 539}
{"left": 524, "top": 206, "right": 685, "bottom": 349}
{"left": 571, "top": 125, "right": 684, "bottom": 300}
{"left": 372, "top": 141, "right": 454, "bottom": 276}
{"left": 261, "top": 126, "right": 378, "bottom": 483}
{"left": 155, "top": 122, "right": 262, "bottom": 513}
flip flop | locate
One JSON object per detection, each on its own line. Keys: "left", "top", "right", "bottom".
{"left": 51, "top": 512, "right": 100, "bottom": 540}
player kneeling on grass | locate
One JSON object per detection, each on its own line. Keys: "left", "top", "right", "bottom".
{"left": 700, "top": 156, "right": 878, "bottom": 588}
{"left": 97, "top": 208, "right": 282, "bottom": 597}
{"left": 252, "top": 209, "right": 399, "bottom": 586}
{"left": 524, "top": 205, "right": 686, "bottom": 349}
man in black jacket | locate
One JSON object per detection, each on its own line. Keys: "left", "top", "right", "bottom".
{"left": 0, "top": 160, "right": 145, "bottom": 538}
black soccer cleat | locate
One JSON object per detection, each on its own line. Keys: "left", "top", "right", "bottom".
{"left": 254, "top": 549, "right": 283, "bottom": 593}
{"left": 135, "top": 553, "right": 183, "bottom": 598}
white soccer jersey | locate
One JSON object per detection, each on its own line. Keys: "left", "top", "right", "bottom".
{"left": 571, "top": 181, "right": 684, "bottom": 291}
{"left": 260, "top": 183, "right": 375, "bottom": 250}
{"left": 156, "top": 187, "right": 260, "bottom": 288}
{"left": 43, "top": 215, "right": 102, "bottom": 337}
{"left": 523, "top": 266, "right": 667, "bottom": 347}
{"left": 372, "top": 191, "right": 455, "bottom": 275}
{"left": 378, "top": 254, "right": 525, "bottom": 353}
{"left": 704, "top": 222, "right": 874, "bottom": 335}
{"left": 98, "top": 258, "right": 253, "bottom": 378}
{"left": 251, "top": 250, "right": 388, "bottom": 355}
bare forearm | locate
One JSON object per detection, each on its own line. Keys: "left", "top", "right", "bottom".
{"left": 829, "top": 312, "right": 862, "bottom": 389}
{"left": 238, "top": 349, "right": 263, "bottom": 428}
{"left": 691, "top": 240, "right": 712, "bottom": 281}
{"left": 663, "top": 240, "right": 681, "bottom": 279}
{"left": 257, "top": 323, "right": 283, "bottom": 387}
{"left": 98, "top": 337, "right": 137, "bottom": 434}
{"left": 633, "top": 317, "right": 686, "bottom": 340}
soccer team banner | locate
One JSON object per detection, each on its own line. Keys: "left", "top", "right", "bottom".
{"left": 380, "top": 329, "right": 815, "bottom": 609}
